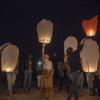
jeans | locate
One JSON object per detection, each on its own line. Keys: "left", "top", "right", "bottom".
{"left": 23, "top": 70, "right": 32, "bottom": 91}
{"left": 67, "top": 71, "right": 80, "bottom": 100}
{"left": 86, "top": 73, "right": 93, "bottom": 90}
{"left": 78, "top": 72, "right": 84, "bottom": 94}
{"left": 37, "top": 75, "right": 41, "bottom": 88}
{"left": 7, "top": 72, "right": 17, "bottom": 95}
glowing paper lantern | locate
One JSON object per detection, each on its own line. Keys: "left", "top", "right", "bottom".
{"left": 64, "top": 36, "right": 78, "bottom": 61}
{"left": 0, "top": 43, "right": 11, "bottom": 50}
{"left": 82, "top": 15, "right": 98, "bottom": 36}
{"left": 36, "top": 19, "right": 53, "bottom": 44}
{"left": 1, "top": 45, "right": 19, "bottom": 72}
{"left": 80, "top": 38, "right": 99, "bottom": 73}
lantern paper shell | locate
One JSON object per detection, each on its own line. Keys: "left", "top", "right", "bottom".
{"left": 80, "top": 39, "right": 99, "bottom": 73}
{"left": 64, "top": 36, "right": 78, "bottom": 61}
{"left": 82, "top": 15, "right": 98, "bottom": 36}
{"left": 1, "top": 45, "right": 19, "bottom": 72}
{"left": 37, "top": 19, "right": 53, "bottom": 44}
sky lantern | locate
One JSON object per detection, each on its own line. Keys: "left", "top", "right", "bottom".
{"left": 82, "top": 15, "right": 98, "bottom": 37}
{"left": 36, "top": 19, "right": 53, "bottom": 60}
{"left": 64, "top": 36, "right": 78, "bottom": 62}
{"left": 1, "top": 45, "right": 19, "bottom": 72}
{"left": 80, "top": 38, "right": 99, "bottom": 73}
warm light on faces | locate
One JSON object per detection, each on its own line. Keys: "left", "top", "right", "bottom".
{"left": 44, "top": 55, "right": 49, "bottom": 61}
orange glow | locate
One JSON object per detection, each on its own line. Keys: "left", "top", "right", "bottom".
{"left": 82, "top": 15, "right": 98, "bottom": 36}
{"left": 82, "top": 65, "right": 97, "bottom": 73}
{"left": 6, "top": 68, "right": 11, "bottom": 72}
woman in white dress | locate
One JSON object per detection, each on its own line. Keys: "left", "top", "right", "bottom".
{"left": 41, "top": 54, "right": 54, "bottom": 99}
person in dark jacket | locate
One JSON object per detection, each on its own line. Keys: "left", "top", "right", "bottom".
{"left": 66, "top": 40, "right": 86, "bottom": 100}
{"left": 22, "top": 54, "right": 33, "bottom": 92}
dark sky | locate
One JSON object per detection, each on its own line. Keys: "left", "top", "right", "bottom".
{"left": 1, "top": 0, "right": 100, "bottom": 64}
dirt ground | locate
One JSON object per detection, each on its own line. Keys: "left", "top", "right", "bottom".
{"left": 0, "top": 79, "right": 100, "bottom": 100}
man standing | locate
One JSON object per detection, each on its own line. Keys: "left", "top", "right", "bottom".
{"left": 22, "top": 54, "right": 33, "bottom": 92}
{"left": 6, "top": 60, "right": 19, "bottom": 96}
{"left": 66, "top": 39, "right": 86, "bottom": 100}
{"left": 0, "top": 43, "right": 19, "bottom": 96}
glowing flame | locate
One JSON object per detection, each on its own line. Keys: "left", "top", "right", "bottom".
{"left": 6, "top": 68, "right": 11, "bottom": 72}
{"left": 45, "top": 39, "right": 48, "bottom": 43}
{"left": 82, "top": 15, "right": 98, "bottom": 37}
{"left": 89, "top": 31, "right": 94, "bottom": 36}
{"left": 88, "top": 67, "right": 95, "bottom": 73}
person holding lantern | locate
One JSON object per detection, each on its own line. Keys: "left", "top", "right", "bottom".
{"left": 41, "top": 54, "right": 54, "bottom": 100}
{"left": 6, "top": 60, "right": 19, "bottom": 96}
{"left": 66, "top": 39, "right": 86, "bottom": 100}
{"left": 91, "top": 56, "right": 100, "bottom": 97}
{"left": 0, "top": 43, "right": 11, "bottom": 81}
{"left": 0, "top": 43, "right": 19, "bottom": 96}
{"left": 22, "top": 54, "right": 33, "bottom": 92}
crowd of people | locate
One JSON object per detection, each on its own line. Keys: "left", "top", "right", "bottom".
{"left": 0, "top": 40, "right": 100, "bottom": 100}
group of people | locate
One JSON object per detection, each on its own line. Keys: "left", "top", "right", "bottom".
{"left": 66, "top": 39, "right": 100, "bottom": 100}
{"left": 64, "top": 39, "right": 85, "bottom": 100}
{"left": 57, "top": 38, "right": 100, "bottom": 100}
{"left": 0, "top": 43, "right": 33, "bottom": 96}
{"left": 0, "top": 43, "right": 54, "bottom": 99}
{"left": 0, "top": 39, "right": 100, "bottom": 100}
{"left": 58, "top": 61, "right": 71, "bottom": 94}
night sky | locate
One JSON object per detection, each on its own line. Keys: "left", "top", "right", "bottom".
{"left": 1, "top": 0, "right": 100, "bottom": 68}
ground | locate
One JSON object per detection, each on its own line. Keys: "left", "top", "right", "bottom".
{"left": 0, "top": 79, "right": 100, "bottom": 100}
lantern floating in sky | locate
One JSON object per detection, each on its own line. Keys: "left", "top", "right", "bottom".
{"left": 80, "top": 38, "right": 99, "bottom": 73}
{"left": 37, "top": 19, "right": 53, "bottom": 44}
{"left": 36, "top": 19, "right": 53, "bottom": 60}
{"left": 64, "top": 36, "right": 78, "bottom": 62}
{"left": 1, "top": 45, "right": 19, "bottom": 72}
{"left": 82, "top": 15, "right": 98, "bottom": 37}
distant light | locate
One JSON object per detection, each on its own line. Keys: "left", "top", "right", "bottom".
{"left": 38, "top": 62, "right": 41, "bottom": 65}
